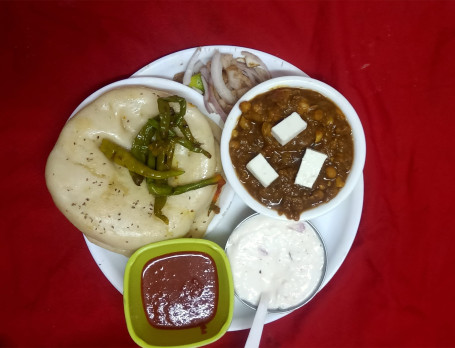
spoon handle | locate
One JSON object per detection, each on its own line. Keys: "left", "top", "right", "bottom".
{"left": 244, "top": 293, "right": 270, "bottom": 348}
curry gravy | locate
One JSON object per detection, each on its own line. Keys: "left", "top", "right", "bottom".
{"left": 229, "top": 87, "right": 354, "bottom": 220}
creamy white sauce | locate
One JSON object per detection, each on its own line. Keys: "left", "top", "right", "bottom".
{"left": 226, "top": 215, "right": 325, "bottom": 310}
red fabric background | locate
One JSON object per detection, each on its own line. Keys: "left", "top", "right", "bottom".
{"left": 1, "top": 1, "right": 455, "bottom": 347}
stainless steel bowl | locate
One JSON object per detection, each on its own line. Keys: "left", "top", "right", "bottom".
{"left": 225, "top": 213, "right": 327, "bottom": 314}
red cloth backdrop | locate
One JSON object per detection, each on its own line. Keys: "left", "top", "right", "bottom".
{"left": 1, "top": 1, "right": 455, "bottom": 347}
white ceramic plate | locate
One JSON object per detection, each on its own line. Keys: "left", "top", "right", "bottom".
{"left": 85, "top": 46, "right": 364, "bottom": 331}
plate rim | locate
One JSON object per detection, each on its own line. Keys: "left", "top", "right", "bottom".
{"left": 133, "top": 44, "right": 307, "bottom": 78}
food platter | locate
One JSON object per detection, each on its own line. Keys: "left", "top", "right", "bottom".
{"left": 84, "top": 45, "right": 364, "bottom": 331}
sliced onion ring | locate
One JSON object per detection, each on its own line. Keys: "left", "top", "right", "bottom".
{"left": 211, "top": 50, "right": 236, "bottom": 105}
{"left": 241, "top": 51, "right": 271, "bottom": 79}
{"left": 183, "top": 47, "right": 201, "bottom": 86}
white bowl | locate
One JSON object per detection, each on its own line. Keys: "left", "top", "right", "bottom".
{"left": 220, "top": 76, "right": 366, "bottom": 221}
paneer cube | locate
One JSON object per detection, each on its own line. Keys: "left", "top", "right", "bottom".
{"left": 295, "top": 148, "right": 327, "bottom": 188}
{"left": 246, "top": 154, "right": 279, "bottom": 187}
{"left": 271, "top": 112, "right": 308, "bottom": 146}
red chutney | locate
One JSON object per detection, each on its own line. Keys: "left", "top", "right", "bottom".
{"left": 141, "top": 251, "right": 219, "bottom": 330}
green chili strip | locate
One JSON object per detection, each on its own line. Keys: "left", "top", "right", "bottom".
{"left": 173, "top": 137, "right": 211, "bottom": 158}
{"left": 157, "top": 99, "right": 171, "bottom": 138}
{"left": 130, "top": 172, "right": 144, "bottom": 186}
{"left": 99, "top": 138, "right": 184, "bottom": 179}
{"left": 147, "top": 174, "right": 223, "bottom": 197}
{"left": 148, "top": 139, "right": 171, "bottom": 157}
{"left": 146, "top": 180, "right": 172, "bottom": 196}
{"left": 147, "top": 151, "right": 156, "bottom": 169}
{"left": 154, "top": 196, "right": 169, "bottom": 225}
{"left": 131, "top": 119, "right": 157, "bottom": 163}
{"left": 129, "top": 118, "right": 158, "bottom": 185}
{"left": 175, "top": 117, "right": 210, "bottom": 158}
{"left": 157, "top": 152, "right": 167, "bottom": 171}
{"left": 166, "top": 138, "right": 176, "bottom": 168}
{"left": 112, "top": 95, "right": 221, "bottom": 224}
{"left": 161, "top": 96, "right": 186, "bottom": 126}
{"left": 178, "top": 121, "right": 197, "bottom": 143}
{"left": 171, "top": 174, "right": 224, "bottom": 195}
{"left": 145, "top": 134, "right": 171, "bottom": 223}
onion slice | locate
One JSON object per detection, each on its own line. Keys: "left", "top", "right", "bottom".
{"left": 176, "top": 48, "right": 272, "bottom": 120}
{"left": 183, "top": 47, "right": 202, "bottom": 86}
{"left": 211, "top": 50, "right": 236, "bottom": 105}
{"left": 200, "top": 67, "right": 227, "bottom": 119}
{"left": 241, "top": 51, "right": 271, "bottom": 79}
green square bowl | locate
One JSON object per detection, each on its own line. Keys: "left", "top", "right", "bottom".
{"left": 124, "top": 238, "right": 234, "bottom": 348}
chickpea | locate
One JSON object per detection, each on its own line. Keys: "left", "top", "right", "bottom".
{"left": 315, "top": 130, "right": 323, "bottom": 143}
{"left": 326, "top": 166, "right": 337, "bottom": 179}
{"left": 262, "top": 122, "right": 272, "bottom": 137}
{"left": 268, "top": 109, "right": 281, "bottom": 121}
{"left": 314, "top": 109, "right": 323, "bottom": 121}
{"left": 252, "top": 102, "right": 263, "bottom": 114}
{"left": 230, "top": 140, "right": 240, "bottom": 149}
{"left": 326, "top": 115, "right": 334, "bottom": 126}
{"left": 311, "top": 190, "right": 324, "bottom": 201}
{"left": 336, "top": 177, "right": 345, "bottom": 188}
{"left": 297, "top": 98, "right": 310, "bottom": 114}
{"left": 239, "top": 116, "right": 251, "bottom": 130}
{"left": 239, "top": 101, "right": 251, "bottom": 113}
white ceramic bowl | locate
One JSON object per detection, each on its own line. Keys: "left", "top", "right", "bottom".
{"left": 220, "top": 76, "right": 366, "bottom": 221}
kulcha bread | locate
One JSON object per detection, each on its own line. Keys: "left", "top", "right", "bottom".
{"left": 46, "top": 86, "right": 222, "bottom": 256}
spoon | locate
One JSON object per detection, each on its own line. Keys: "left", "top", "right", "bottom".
{"left": 244, "top": 292, "right": 270, "bottom": 348}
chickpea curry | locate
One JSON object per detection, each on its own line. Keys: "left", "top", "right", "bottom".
{"left": 229, "top": 87, "right": 354, "bottom": 220}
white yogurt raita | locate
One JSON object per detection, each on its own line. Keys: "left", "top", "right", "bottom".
{"left": 226, "top": 214, "right": 326, "bottom": 310}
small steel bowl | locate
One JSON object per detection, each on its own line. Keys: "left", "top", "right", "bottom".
{"left": 225, "top": 213, "right": 327, "bottom": 314}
